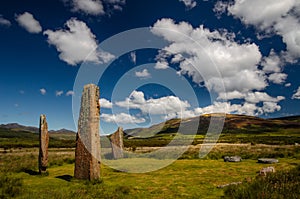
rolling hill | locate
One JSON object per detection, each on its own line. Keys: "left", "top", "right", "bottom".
{"left": 0, "top": 123, "right": 76, "bottom": 138}
{"left": 0, "top": 124, "right": 76, "bottom": 148}
{"left": 124, "top": 114, "right": 300, "bottom": 137}
{"left": 1, "top": 114, "right": 299, "bottom": 148}
{"left": 0, "top": 123, "right": 40, "bottom": 134}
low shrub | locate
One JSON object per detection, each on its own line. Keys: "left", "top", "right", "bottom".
{"left": 223, "top": 165, "right": 300, "bottom": 199}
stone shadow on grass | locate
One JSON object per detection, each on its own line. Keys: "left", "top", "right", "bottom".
{"left": 23, "top": 169, "right": 40, "bottom": 176}
{"left": 56, "top": 175, "right": 73, "bottom": 182}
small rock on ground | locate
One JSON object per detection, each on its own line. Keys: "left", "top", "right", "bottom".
{"left": 257, "top": 158, "right": 279, "bottom": 164}
{"left": 223, "top": 156, "right": 242, "bottom": 162}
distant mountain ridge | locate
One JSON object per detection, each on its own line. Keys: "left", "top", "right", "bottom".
{"left": 0, "top": 123, "right": 76, "bottom": 134}
{"left": 1, "top": 114, "right": 299, "bottom": 138}
{"left": 0, "top": 114, "right": 299, "bottom": 148}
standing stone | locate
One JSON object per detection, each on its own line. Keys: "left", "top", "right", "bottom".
{"left": 74, "top": 84, "right": 101, "bottom": 180}
{"left": 109, "top": 127, "right": 124, "bottom": 159}
{"left": 39, "top": 114, "right": 49, "bottom": 174}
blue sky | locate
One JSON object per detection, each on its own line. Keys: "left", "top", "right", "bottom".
{"left": 0, "top": 0, "right": 299, "bottom": 134}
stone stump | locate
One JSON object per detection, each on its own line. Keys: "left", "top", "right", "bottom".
{"left": 74, "top": 84, "right": 101, "bottom": 180}
{"left": 109, "top": 127, "right": 124, "bottom": 159}
{"left": 39, "top": 114, "right": 49, "bottom": 174}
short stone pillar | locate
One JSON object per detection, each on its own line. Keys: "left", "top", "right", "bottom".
{"left": 74, "top": 84, "right": 101, "bottom": 180}
{"left": 109, "top": 127, "right": 124, "bottom": 159}
{"left": 39, "top": 114, "right": 49, "bottom": 174}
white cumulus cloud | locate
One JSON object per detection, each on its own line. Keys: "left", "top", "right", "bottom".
{"left": 113, "top": 90, "right": 285, "bottom": 122}
{"left": 135, "top": 69, "right": 151, "bottom": 78}
{"left": 40, "top": 88, "right": 47, "bottom": 95}
{"left": 71, "top": 0, "right": 105, "bottom": 15}
{"left": 151, "top": 18, "right": 264, "bottom": 95}
{"left": 116, "top": 90, "right": 191, "bottom": 115}
{"left": 194, "top": 101, "right": 282, "bottom": 116}
{"left": 154, "top": 52, "right": 170, "bottom": 69}
{"left": 66, "top": 90, "right": 75, "bottom": 96}
{"left": 268, "top": 73, "right": 288, "bottom": 84}
{"left": 262, "top": 102, "right": 281, "bottom": 113}
{"left": 44, "top": 18, "right": 114, "bottom": 66}
{"left": 130, "top": 51, "right": 136, "bottom": 64}
{"left": 154, "top": 61, "right": 169, "bottom": 69}
{"left": 99, "top": 98, "right": 113, "bottom": 108}
{"left": 285, "top": 83, "right": 291, "bottom": 87}
{"left": 101, "top": 113, "right": 145, "bottom": 124}
{"left": 213, "top": 1, "right": 228, "bottom": 18}
{"left": 244, "top": 92, "right": 285, "bottom": 104}
{"left": 261, "top": 50, "right": 282, "bottom": 73}
{"left": 65, "top": 0, "right": 125, "bottom": 16}
{"left": 220, "top": 0, "right": 300, "bottom": 60}
{"left": 179, "top": 0, "right": 197, "bottom": 9}
{"left": 218, "top": 91, "right": 285, "bottom": 104}
{"left": 0, "top": 15, "right": 11, "bottom": 27}
{"left": 15, "top": 12, "right": 42, "bottom": 33}
{"left": 56, "top": 90, "right": 64, "bottom": 96}
{"left": 292, "top": 86, "right": 300, "bottom": 99}
{"left": 150, "top": 18, "right": 288, "bottom": 118}
{"left": 228, "top": 0, "right": 295, "bottom": 29}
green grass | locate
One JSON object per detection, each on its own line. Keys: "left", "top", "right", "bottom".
{"left": 1, "top": 147, "right": 300, "bottom": 199}
{"left": 0, "top": 174, "right": 23, "bottom": 198}
{"left": 180, "top": 144, "right": 300, "bottom": 160}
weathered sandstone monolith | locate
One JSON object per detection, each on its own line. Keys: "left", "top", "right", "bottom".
{"left": 74, "top": 84, "right": 101, "bottom": 180}
{"left": 109, "top": 127, "right": 124, "bottom": 159}
{"left": 39, "top": 114, "right": 49, "bottom": 174}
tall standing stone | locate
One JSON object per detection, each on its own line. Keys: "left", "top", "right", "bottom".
{"left": 39, "top": 114, "right": 49, "bottom": 174}
{"left": 109, "top": 127, "right": 124, "bottom": 159}
{"left": 74, "top": 84, "right": 101, "bottom": 180}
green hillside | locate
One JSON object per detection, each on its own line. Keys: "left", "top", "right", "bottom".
{"left": 1, "top": 114, "right": 299, "bottom": 148}
{"left": 125, "top": 114, "right": 300, "bottom": 136}
{"left": 0, "top": 127, "right": 75, "bottom": 149}
{"left": 124, "top": 114, "right": 300, "bottom": 147}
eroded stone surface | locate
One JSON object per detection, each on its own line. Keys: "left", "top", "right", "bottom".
{"left": 39, "top": 114, "right": 49, "bottom": 174}
{"left": 109, "top": 127, "right": 124, "bottom": 159}
{"left": 74, "top": 84, "right": 101, "bottom": 180}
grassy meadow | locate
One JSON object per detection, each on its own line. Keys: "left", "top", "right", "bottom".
{"left": 1, "top": 145, "right": 300, "bottom": 198}
{"left": 1, "top": 115, "right": 299, "bottom": 198}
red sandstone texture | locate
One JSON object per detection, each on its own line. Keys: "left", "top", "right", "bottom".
{"left": 74, "top": 84, "right": 101, "bottom": 180}
{"left": 39, "top": 114, "right": 49, "bottom": 174}
{"left": 109, "top": 127, "right": 124, "bottom": 159}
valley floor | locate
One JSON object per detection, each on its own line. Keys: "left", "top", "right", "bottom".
{"left": 1, "top": 145, "right": 300, "bottom": 198}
